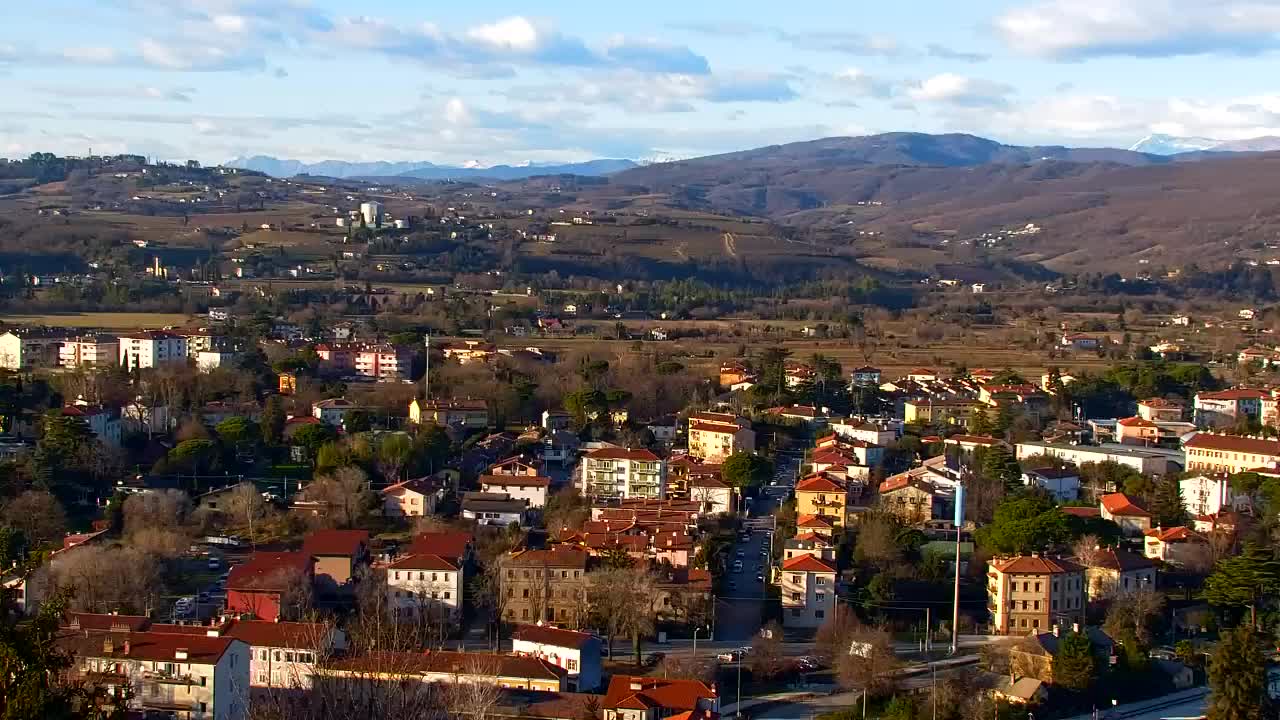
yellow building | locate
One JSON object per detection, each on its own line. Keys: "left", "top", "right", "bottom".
{"left": 988, "top": 555, "right": 1085, "bottom": 635}
{"left": 903, "top": 399, "right": 984, "bottom": 426}
{"left": 687, "top": 412, "right": 755, "bottom": 463}
{"left": 795, "top": 473, "right": 848, "bottom": 526}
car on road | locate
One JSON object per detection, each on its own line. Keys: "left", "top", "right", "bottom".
{"left": 174, "top": 597, "right": 194, "bottom": 615}
{"left": 795, "top": 656, "right": 822, "bottom": 672}
{"left": 717, "top": 649, "right": 746, "bottom": 663}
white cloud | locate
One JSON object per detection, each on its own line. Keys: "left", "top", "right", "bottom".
{"left": 211, "top": 14, "right": 247, "bottom": 33}
{"left": 907, "top": 73, "right": 1014, "bottom": 108}
{"left": 996, "top": 0, "right": 1280, "bottom": 60}
{"left": 833, "top": 68, "right": 893, "bottom": 98}
{"left": 465, "top": 16, "right": 541, "bottom": 52}
{"left": 500, "top": 70, "right": 796, "bottom": 113}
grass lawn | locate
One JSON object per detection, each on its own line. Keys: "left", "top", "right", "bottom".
{"left": 3, "top": 311, "right": 194, "bottom": 329}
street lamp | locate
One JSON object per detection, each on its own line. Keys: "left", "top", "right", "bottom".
{"left": 693, "top": 626, "right": 704, "bottom": 660}
{"left": 736, "top": 653, "right": 743, "bottom": 718}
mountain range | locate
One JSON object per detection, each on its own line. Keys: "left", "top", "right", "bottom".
{"left": 225, "top": 156, "right": 637, "bottom": 180}
{"left": 1129, "top": 133, "right": 1280, "bottom": 156}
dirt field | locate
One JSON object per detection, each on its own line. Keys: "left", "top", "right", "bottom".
{"left": 2, "top": 312, "right": 194, "bottom": 329}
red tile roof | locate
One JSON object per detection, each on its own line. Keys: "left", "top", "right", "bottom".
{"left": 1100, "top": 493, "right": 1151, "bottom": 518}
{"left": 1081, "top": 547, "right": 1155, "bottom": 572}
{"left": 1197, "top": 388, "right": 1269, "bottom": 401}
{"left": 781, "top": 554, "right": 837, "bottom": 573}
{"left": 224, "top": 619, "right": 330, "bottom": 649}
{"left": 602, "top": 676, "right": 716, "bottom": 712}
{"left": 481, "top": 474, "right": 551, "bottom": 488}
{"left": 508, "top": 546, "right": 591, "bottom": 569}
{"left": 58, "top": 629, "right": 236, "bottom": 665}
{"left": 407, "top": 531, "right": 473, "bottom": 560}
{"left": 302, "top": 529, "right": 369, "bottom": 557}
{"left": 1143, "top": 526, "right": 1206, "bottom": 543}
{"left": 796, "top": 514, "right": 836, "bottom": 529}
{"left": 584, "top": 448, "right": 660, "bottom": 461}
{"left": 1060, "top": 506, "right": 1101, "bottom": 518}
{"left": 1184, "top": 433, "right": 1280, "bottom": 456}
{"left": 991, "top": 555, "right": 1083, "bottom": 574}
{"left": 796, "top": 474, "right": 845, "bottom": 493}
{"left": 227, "top": 551, "right": 314, "bottom": 592}
{"left": 326, "top": 650, "right": 567, "bottom": 681}
{"left": 388, "top": 553, "right": 459, "bottom": 571}
{"left": 512, "top": 624, "right": 598, "bottom": 649}
{"left": 1139, "top": 398, "right": 1183, "bottom": 408}
{"left": 1117, "top": 416, "right": 1158, "bottom": 428}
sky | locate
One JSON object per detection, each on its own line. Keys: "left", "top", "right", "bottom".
{"left": 4, "top": 0, "right": 1280, "bottom": 166}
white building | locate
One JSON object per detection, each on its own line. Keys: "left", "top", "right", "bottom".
{"left": 780, "top": 554, "right": 837, "bottom": 629}
{"left": 62, "top": 404, "right": 122, "bottom": 447}
{"left": 225, "top": 619, "right": 344, "bottom": 691}
{"left": 1015, "top": 442, "right": 1175, "bottom": 477}
{"left": 381, "top": 477, "right": 441, "bottom": 518}
{"left": 355, "top": 344, "right": 411, "bottom": 381}
{"left": 387, "top": 553, "right": 462, "bottom": 621}
{"left": 1193, "top": 389, "right": 1266, "bottom": 428}
{"left": 59, "top": 335, "right": 119, "bottom": 369}
{"left": 197, "top": 351, "right": 240, "bottom": 373}
{"left": 1179, "top": 474, "right": 1250, "bottom": 517}
{"left": 1021, "top": 467, "right": 1081, "bottom": 502}
{"left": 360, "top": 201, "right": 384, "bottom": 227}
{"left": 480, "top": 475, "right": 550, "bottom": 508}
{"left": 830, "top": 418, "right": 898, "bottom": 446}
{"left": 511, "top": 624, "right": 604, "bottom": 692}
{"left": 689, "top": 475, "right": 734, "bottom": 514}
{"left": 0, "top": 330, "right": 64, "bottom": 370}
{"left": 579, "top": 447, "right": 666, "bottom": 499}
{"left": 118, "top": 331, "right": 188, "bottom": 369}
{"left": 312, "top": 398, "right": 362, "bottom": 427}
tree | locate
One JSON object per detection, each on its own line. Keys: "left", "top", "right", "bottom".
{"left": 261, "top": 395, "right": 286, "bottom": 446}
{"left": 836, "top": 625, "right": 900, "bottom": 698}
{"left": 0, "top": 490, "right": 67, "bottom": 549}
{"left": 293, "top": 424, "right": 337, "bottom": 461}
{"left": 167, "top": 438, "right": 220, "bottom": 474}
{"left": 1203, "top": 546, "right": 1280, "bottom": 627}
{"left": 215, "top": 416, "right": 259, "bottom": 447}
{"left": 853, "top": 513, "right": 902, "bottom": 570}
{"left": 300, "top": 466, "right": 371, "bottom": 528}
{"left": 376, "top": 434, "right": 414, "bottom": 485}
{"left": 721, "top": 451, "right": 772, "bottom": 489}
{"left": 980, "top": 445, "right": 1022, "bottom": 490}
{"left": 344, "top": 410, "right": 373, "bottom": 433}
{"left": 225, "top": 482, "right": 268, "bottom": 535}
{"left": 1207, "top": 625, "right": 1271, "bottom": 720}
{"left": 1151, "top": 477, "right": 1188, "bottom": 528}
{"left": 587, "top": 565, "right": 655, "bottom": 664}
{"left": 749, "top": 622, "right": 787, "bottom": 681}
{"left": 1103, "top": 588, "right": 1165, "bottom": 648}
{"left": 1052, "top": 631, "right": 1096, "bottom": 691}
{"left": 975, "top": 495, "right": 1072, "bottom": 555}
{"left": 968, "top": 407, "right": 993, "bottom": 436}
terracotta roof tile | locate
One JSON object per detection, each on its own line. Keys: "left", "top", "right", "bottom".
{"left": 602, "top": 676, "right": 716, "bottom": 712}
{"left": 512, "top": 624, "right": 597, "bottom": 649}
{"left": 1185, "top": 433, "right": 1280, "bottom": 456}
{"left": 991, "top": 555, "right": 1084, "bottom": 574}
{"left": 1100, "top": 493, "right": 1151, "bottom": 517}
{"left": 302, "top": 529, "right": 369, "bottom": 557}
{"left": 781, "top": 555, "right": 837, "bottom": 573}
{"left": 388, "top": 553, "right": 459, "bottom": 571}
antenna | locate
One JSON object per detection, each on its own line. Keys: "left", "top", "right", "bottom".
{"left": 423, "top": 333, "right": 431, "bottom": 402}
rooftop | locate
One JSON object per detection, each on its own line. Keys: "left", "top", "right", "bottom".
{"left": 511, "top": 624, "right": 598, "bottom": 649}
{"left": 1100, "top": 493, "right": 1151, "bottom": 517}
{"left": 991, "top": 555, "right": 1084, "bottom": 575}
{"left": 602, "top": 675, "right": 716, "bottom": 712}
{"left": 302, "top": 529, "right": 369, "bottom": 557}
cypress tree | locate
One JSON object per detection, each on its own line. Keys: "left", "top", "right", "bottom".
{"left": 1208, "top": 625, "right": 1271, "bottom": 720}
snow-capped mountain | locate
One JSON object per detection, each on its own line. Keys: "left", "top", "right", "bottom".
{"left": 1129, "top": 134, "right": 1221, "bottom": 155}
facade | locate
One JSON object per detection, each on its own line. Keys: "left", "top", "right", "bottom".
{"left": 780, "top": 554, "right": 838, "bottom": 628}
{"left": 579, "top": 447, "right": 666, "bottom": 500}
{"left": 1138, "top": 398, "right": 1185, "bottom": 423}
{"left": 689, "top": 475, "right": 734, "bottom": 514}
{"left": 197, "top": 351, "right": 240, "bottom": 373}
{"left": 462, "top": 492, "right": 529, "bottom": 526}
{"left": 1078, "top": 548, "right": 1156, "bottom": 601}
{"left": 1142, "top": 526, "right": 1210, "bottom": 567}
{"left": 481, "top": 474, "right": 551, "bottom": 508}
{"left": 1115, "top": 416, "right": 1161, "bottom": 446}
{"left": 387, "top": 553, "right": 462, "bottom": 621}
{"left": 355, "top": 344, "right": 412, "bottom": 381}
{"left": 409, "top": 398, "right": 490, "bottom": 429}
{"left": 226, "top": 552, "right": 315, "bottom": 621}
{"left": 903, "top": 399, "right": 983, "bottom": 426}
{"left": 830, "top": 419, "right": 898, "bottom": 446}
{"left": 877, "top": 476, "right": 941, "bottom": 525}
{"left": 382, "top": 477, "right": 441, "bottom": 517}
{"left": 511, "top": 624, "right": 603, "bottom": 692}
{"left": 795, "top": 474, "right": 849, "bottom": 526}
{"left": 225, "top": 619, "right": 343, "bottom": 691}
{"left": 1179, "top": 474, "right": 1249, "bottom": 517}
{"left": 1194, "top": 389, "right": 1266, "bottom": 428}
{"left": 988, "top": 555, "right": 1086, "bottom": 635}
{"left": 302, "top": 530, "right": 368, "bottom": 595}
{"left": 783, "top": 532, "right": 837, "bottom": 563}
{"left": 360, "top": 201, "right": 383, "bottom": 226}
{"left": 1021, "top": 467, "right": 1081, "bottom": 502}
{"left": 1015, "top": 442, "right": 1172, "bottom": 476}
{"left": 59, "top": 335, "right": 119, "bottom": 368}
{"left": 1183, "top": 432, "right": 1280, "bottom": 475}
{"left": 311, "top": 398, "right": 361, "bottom": 427}
{"left": 601, "top": 675, "right": 718, "bottom": 720}
{"left": 1099, "top": 493, "right": 1152, "bottom": 536}
{"left": 687, "top": 412, "right": 755, "bottom": 463}
{"left": 503, "top": 547, "right": 591, "bottom": 627}
{"left": 0, "top": 329, "right": 63, "bottom": 370}
{"left": 850, "top": 366, "right": 882, "bottom": 388}
{"left": 119, "top": 331, "right": 188, "bottom": 369}
{"left": 62, "top": 403, "right": 123, "bottom": 446}
{"left": 321, "top": 650, "right": 566, "bottom": 691}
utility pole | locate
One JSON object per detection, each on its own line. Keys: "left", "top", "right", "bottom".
{"left": 423, "top": 333, "right": 431, "bottom": 401}
{"left": 925, "top": 607, "right": 931, "bottom": 653}
{"left": 951, "top": 483, "right": 965, "bottom": 656}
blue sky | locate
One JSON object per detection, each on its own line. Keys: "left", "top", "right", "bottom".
{"left": 3, "top": 0, "right": 1280, "bottom": 165}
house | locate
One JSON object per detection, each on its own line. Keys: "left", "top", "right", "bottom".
{"left": 795, "top": 474, "right": 850, "bottom": 526}
{"left": 504, "top": 547, "right": 591, "bottom": 627}
{"left": 481, "top": 475, "right": 551, "bottom": 508}
{"left": 1077, "top": 547, "right": 1156, "bottom": 601}
{"left": 314, "top": 343, "right": 357, "bottom": 372}
{"left": 579, "top": 448, "right": 666, "bottom": 500}
{"left": 1010, "top": 626, "right": 1114, "bottom": 683}
{"left": 382, "top": 476, "right": 443, "bottom": 517}
{"left": 59, "top": 335, "right": 119, "bottom": 369}
{"left": 646, "top": 416, "right": 679, "bottom": 443}
{"left": 226, "top": 551, "right": 315, "bottom": 621}
{"left": 1154, "top": 659, "right": 1197, "bottom": 690}
{"left": 987, "top": 555, "right": 1086, "bottom": 634}
{"left": 719, "top": 361, "right": 754, "bottom": 388}
{"left": 1183, "top": 432, "right": 1280, "bottom": 475}
{"left": 1015, "top": 442, "right": 1173, "bottom": 476}
{"left": 443, "top": 340, "right": 497, "bottom": 365}
{"left": 355, "top": 343, "right": 412, "bottom": 381}
{"left": 387, "top": 553, "right": 462, "bottom": 622}
{"left": 878, "top": 474, "right": 943, "bottom": 526}
{"left": 118, "top": 330, "right": 188, "bottom": 369}
{"left": 689, "top": 475, "right": 734, "bottom": 515}
{"left": 224, "top": 619, "right": 345, "bottom": 690}
{"left": 601, "top": 675, "right": 718, "bottom": 720}
{"left": 686, "top": 412, "right": 755, "bottom": 463}
{"left": 462, "top": 492, "right": 529, "bottom": 527}
{"left": 409, "top": 398, "right": 490, "bottom": 429}
{"left": 321, "top": 650, "right": 567, "bottom": 692}
{"left": 780, "top": 554, "right": 838, "bottom": 628}
{"left": 512, "top": 624, "right": 603, "bottom": 692}
{"left": 1143, "top": 526, "right": 1210, "bottom": 567}
{"left": 830, "top": 419, "right": 898, "bottom": 446}
{"left": 542, "top": 409, "right": 573, "bottom": 431}
{"left": 1021, "top": 467, "right": 1081, "bottom": 502}
{"left": 1099, "top": 493, "right": 1152, "bottom": 536}
{"left": 61, "top": 403, "right": 123, "bottom": 447}
{"left": 850, "top": 366, "right": 882, "bottom": 388}
{"left": 312, "top": 398, "right": 362, "bottom": 427}
{"left": 302, "top": 529, "right": 369, "bottom": 595}
{"left": 197, "top": 350, "right": 240, "bottom": 373}
{"left": 989, "top": 676, "right": 1048, "bottom": 705}
{"left": 783, "top": 532, "right": 837, "bottom": 563}
{"left": 57, "top": 625, "right": 250, "bottom": 720}
{"left": 903, "top": 399, "right": 985, "bottom": 426}
{"left": 1179, "top": 473, "right": 1250, "bottom": 517}
{"left": 1061, "top": 333, "right": 1102, "bottom": 350}
{"left": 765, "top": 404, "right": 826, "bottom": 425}
{"left": 1116, "top": 416, "right": 1161, "bottom": 446}
{"left": 906, "top": 368, "right": 938, "bottom": 382}
{"left": 0, "top": 329, "right": 64, "bottom": 370}
{"left": 1194, "top": 388, "right": 1267, "bottom": 428}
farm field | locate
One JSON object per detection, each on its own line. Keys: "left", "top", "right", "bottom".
{"left": 2, "top": 312, "right": 194, "bottom": 329}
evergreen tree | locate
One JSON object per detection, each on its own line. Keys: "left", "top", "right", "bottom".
{"left": 1053, "top": 631, "right": 1096, "bottom": 691}
{"left": 1152, "top": 477, "right": 1188, "bottom": 528}
{"left": 969, "top": 407, "right": 993, "bottom": 436}
{"left": 1203, "top": 546, "right": 1280, "bottom": 628}
{"left": 1208, "top": 625, "right": 1271, "bottom": 720}
{"left": 261, "top": 396, "right": 285, "bottom": 447}
{"left": 981, "top": 445, "right": 1023, "bottom": 491}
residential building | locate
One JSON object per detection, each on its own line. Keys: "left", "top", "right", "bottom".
{"left": 1138, "top": 398, "right": 1185, "bottom": 423}
{"left": 302, "top": 530, "right": 369, "bottom": 596}
{"left": 490, "top": 456, "right": 546, "bottom": 476}
{"left": 1009, "top": 626, "right": 1115, "bottom": 683}
{"left": 360, "top": 200, "right": 383, "bottom": 226}
{"left": 686, "top": 412, "right": 755, "bottom": 463}
{"left": 1099, "top": 493, "right": 1152, "bottom": 536}
{"left": 850, "top": 366, "right": 882, "bottom": 388}
{"left": 503, "top": 547, "right": 591, "bottom": 627}
{"left": 830, "top": 418, "right": 898, "bottom": 446}
{"left": 355, "top": 343, "right": 412, "bottom": 381}
{"left": 1021, "top": 467, "right": 1081, "bottom": 502}
{"left": 765, "top": 404, "right": 826, "bottom": 425}
{"left": 1115, "top": 416, "right": 1161, "bottom": 446}
{"left": 311, "top": 398, "right": 362, "bottom": 427}
{"left": 1194, "top": 388, "right": 1267, "bottom": 428}
{"left": 542, "top": 409, "right": 573, "bottom": 431}
{"left": 718, "top": 361, "right": 753, "bottom": 388}
{"left": 1143, "top": 526, "right": 1210, "bottom": 567}
{"left": 387, "top": 553, "right": 462, "bottom": 622}
{"left": 314, "top": 343, "right": 357, "bottom": 372}
{"left": 57, "top": 624, "right": 250, "bottom": 720}
{"left": 1179, "top": 474, "right": 1249, "bottom": 517}
{"left": 877, "top": 475, "right": 942, "bottom": 525}
{"left": 782, "top": 532, "right": 837, "bottom": 563}
{"left": 381, "top": 476, "right": 442, "bottom": 517}
{"left": 579, "top": 448, "right": 666, "bottom": 500}
{"left": 226, "top": 552, "right": 315, "bottom": 621}
{"left": 987, "top": 555, "right": 1086, "bottom": 634}
{"left": 225, "top": 619, "right": 344, "bottom": 691}
{"left": 512, "top": 624, "right": 603, "bottom": 692}
{"left": 689, "top": 475, "right": 734, "bottom": 514}
{"left": 780, "top": 554, "right": 838, "bottom": 629}
{"left": 795, "top": 474, "right": 849, "bottom": 526}
{"left": 601, "top": 675, "right": 718, "bottom": 720}
{"left": 1183, "top": 432, "right": 1280, "bottom": 475}
{"left": 0, "top": 329, "right": 64, "bottom": 370}
{"left": 179, "top": 329, "right": 224, "bottom": 357}
{"left": 197, "top": 351, "right": 240, "bottom": 373}
{"left": 321, "top": 650, "right": 566, "bottom": 691}
{"left": 1015, "top": 442, "right": 1174, "bottom": 477}
{"left": 462, "top": 492, "right": 529, "bottom": 526}
{"left": 409, "top": 398, "right": 490, "bottom": 429}
{"left": 481, "top": 474, "right": 551, "bottom": 508}
{"left": 119, "top": 331, "right": 188, "bottom": 369}
{"left": 61, "top": 403, "right": 123, "bottom": 446}
{"left": 903, "top": 399, "right": 984, "bottom": 426}
{"left": 1077, "top": 547, "right": 1156, "bottom": 601}
{"left": 406, "top": 531, "right": 475, "bottom": 568}
{"left": 59, "top": 335, "right": 118, "bottom": 368}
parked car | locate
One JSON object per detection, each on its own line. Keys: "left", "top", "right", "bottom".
{"left": 207, "top": 557, "right": 221, "bottom": 571}
{"left": 717, "top": 650, "right": 744, "bottom": 663}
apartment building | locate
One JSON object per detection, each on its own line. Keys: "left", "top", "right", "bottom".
{"left": 0, "top": 329, "right": 64, "bottom": 370}
{"left": 795, "top": 473, "right": 850, "bottom": 526}
{"left": 59, "top": 335, "right": 119, "bottom": 368}
{"left": 119, "top": 331, "right": 188, "bottom": 369}
{"left": 503, "top": 546, "right": 591, "bottom": 627}
{"left": 686, "top": 412, "right": 755, "bottom": 463}
{"left": 314, "top": 343, "right": 357, "bottom": 372}
{"left": 1194, "top": 388, "right": 1267, "bottom": 428}
{"left": 387, "top": 553, "right": 462, "bottom": 621}
{"left": 903, "top": 399, "right": 984, "bottom": 426}
{"left": 988, "top": 555, "right": 1085, "bottom": 635}
{"left": 224, "top": 619, "right": 344, "bottom": 691}
{"left": 1183, "top": 432, "right": 1280, "bottom": 475}
{"left": 355, "top": 343, "right": 412, "bottom": 381}
{"left": 512, "top": 624, "right": 604, "bottom": 692}
{"left": 1137, "top": 398, "right": 1185, "bottom": 422}
{"left": 1179, "top": 473, "right": 1249, "bottom": 517}
{"left": 480, "top": 474, "right": 550, "bottom": 508}
{"left": 1099, "top": 493, "right": 1153, "bottom": 536}
{"left": 409, "top": 398, "right": 490, "bottom": 429}
{"left": 57, "top": 622, "right": 250, "bottom": 720}
{"left": 780, "top": 554, "right": 838, "bottom": 628}
{"left": 579, "top": 447, "right": 666, "bottom": 499}
{"left": 1078, "top": 547, "right": 1156, "bottom": 601}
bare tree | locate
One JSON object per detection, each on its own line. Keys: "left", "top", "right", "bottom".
{"left": 441, "top": 656, "right": 505, "bottom": 720}
{"left": 1, "top": 489, "right": 68, "bottom": 548}
{"left": 749, "top": 621, "right": 787, "bottom": 681}
{"left": 836, "top": 625, "right": 900, "bottom": 699}
{"left": 300, "top": 466, "right": 372, "bottom": 529}
{"left": 225, "top": 482, "right": 268, "bottom": 537}
{"left": 1103, "top": 588, "right": 1166, "bottom": 647}
{"left": 123, "top": 489, "right": 191, "bottom": 534}
{"left": 1072, "top": 534, "right": 1104, "bottom": 568}
{"left": 51, "top": 545, "right": 163, "bottom": 614}
{"left": 658, "top": 654, "right": 717, "bottom": 683}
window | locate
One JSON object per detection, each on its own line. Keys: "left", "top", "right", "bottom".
{"left": 791, "top": 592, "right": 801, "bottom": 602}
{"left": 791, "top": 609, "right": 802, "bottom": 617}
{"left": 523, "top": 589, "right": 530, "bottom": 598}
{"left": 522, "top": 609, "right": 530, "bottom": 619}
{"left": 273, "top": 651, "right": 282, "bottom": 662}
{"left": 444, "top": 592, "right": 451, "bottom": 599}
{"left": 567, "top": 659, "right": 578, "bottom": 671}
{"left": 1019, "top": 619, "right": 1027, "bottom": 628}
{"left": 1034, "top": 582, "right": 1041, "bottom": 592}
{"left": 791, "top": 574, "right": 802, "bottom": 584}
{"left": 1033, "top": 601, "right": 1040, "bottom": 610}
{"left": 816, "top": 576, "right": 827, "bottom": 585}
{"left": 1032, "top": 619, "right": 1040, "bottom": 629}
{"left": 432, "top": 573, "right": 438, "bottom": 581}
{"left": 394, "top": 571, "right": 400, "bottom": 580}
{"left": 418, "top": 572, "right": 425, "bottom": 581}
{"left": 1022, "top": 582, "right": 1029, "bottom": 592}
{"left": 816, "top": 592, "right": 825, "bottom": 602}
